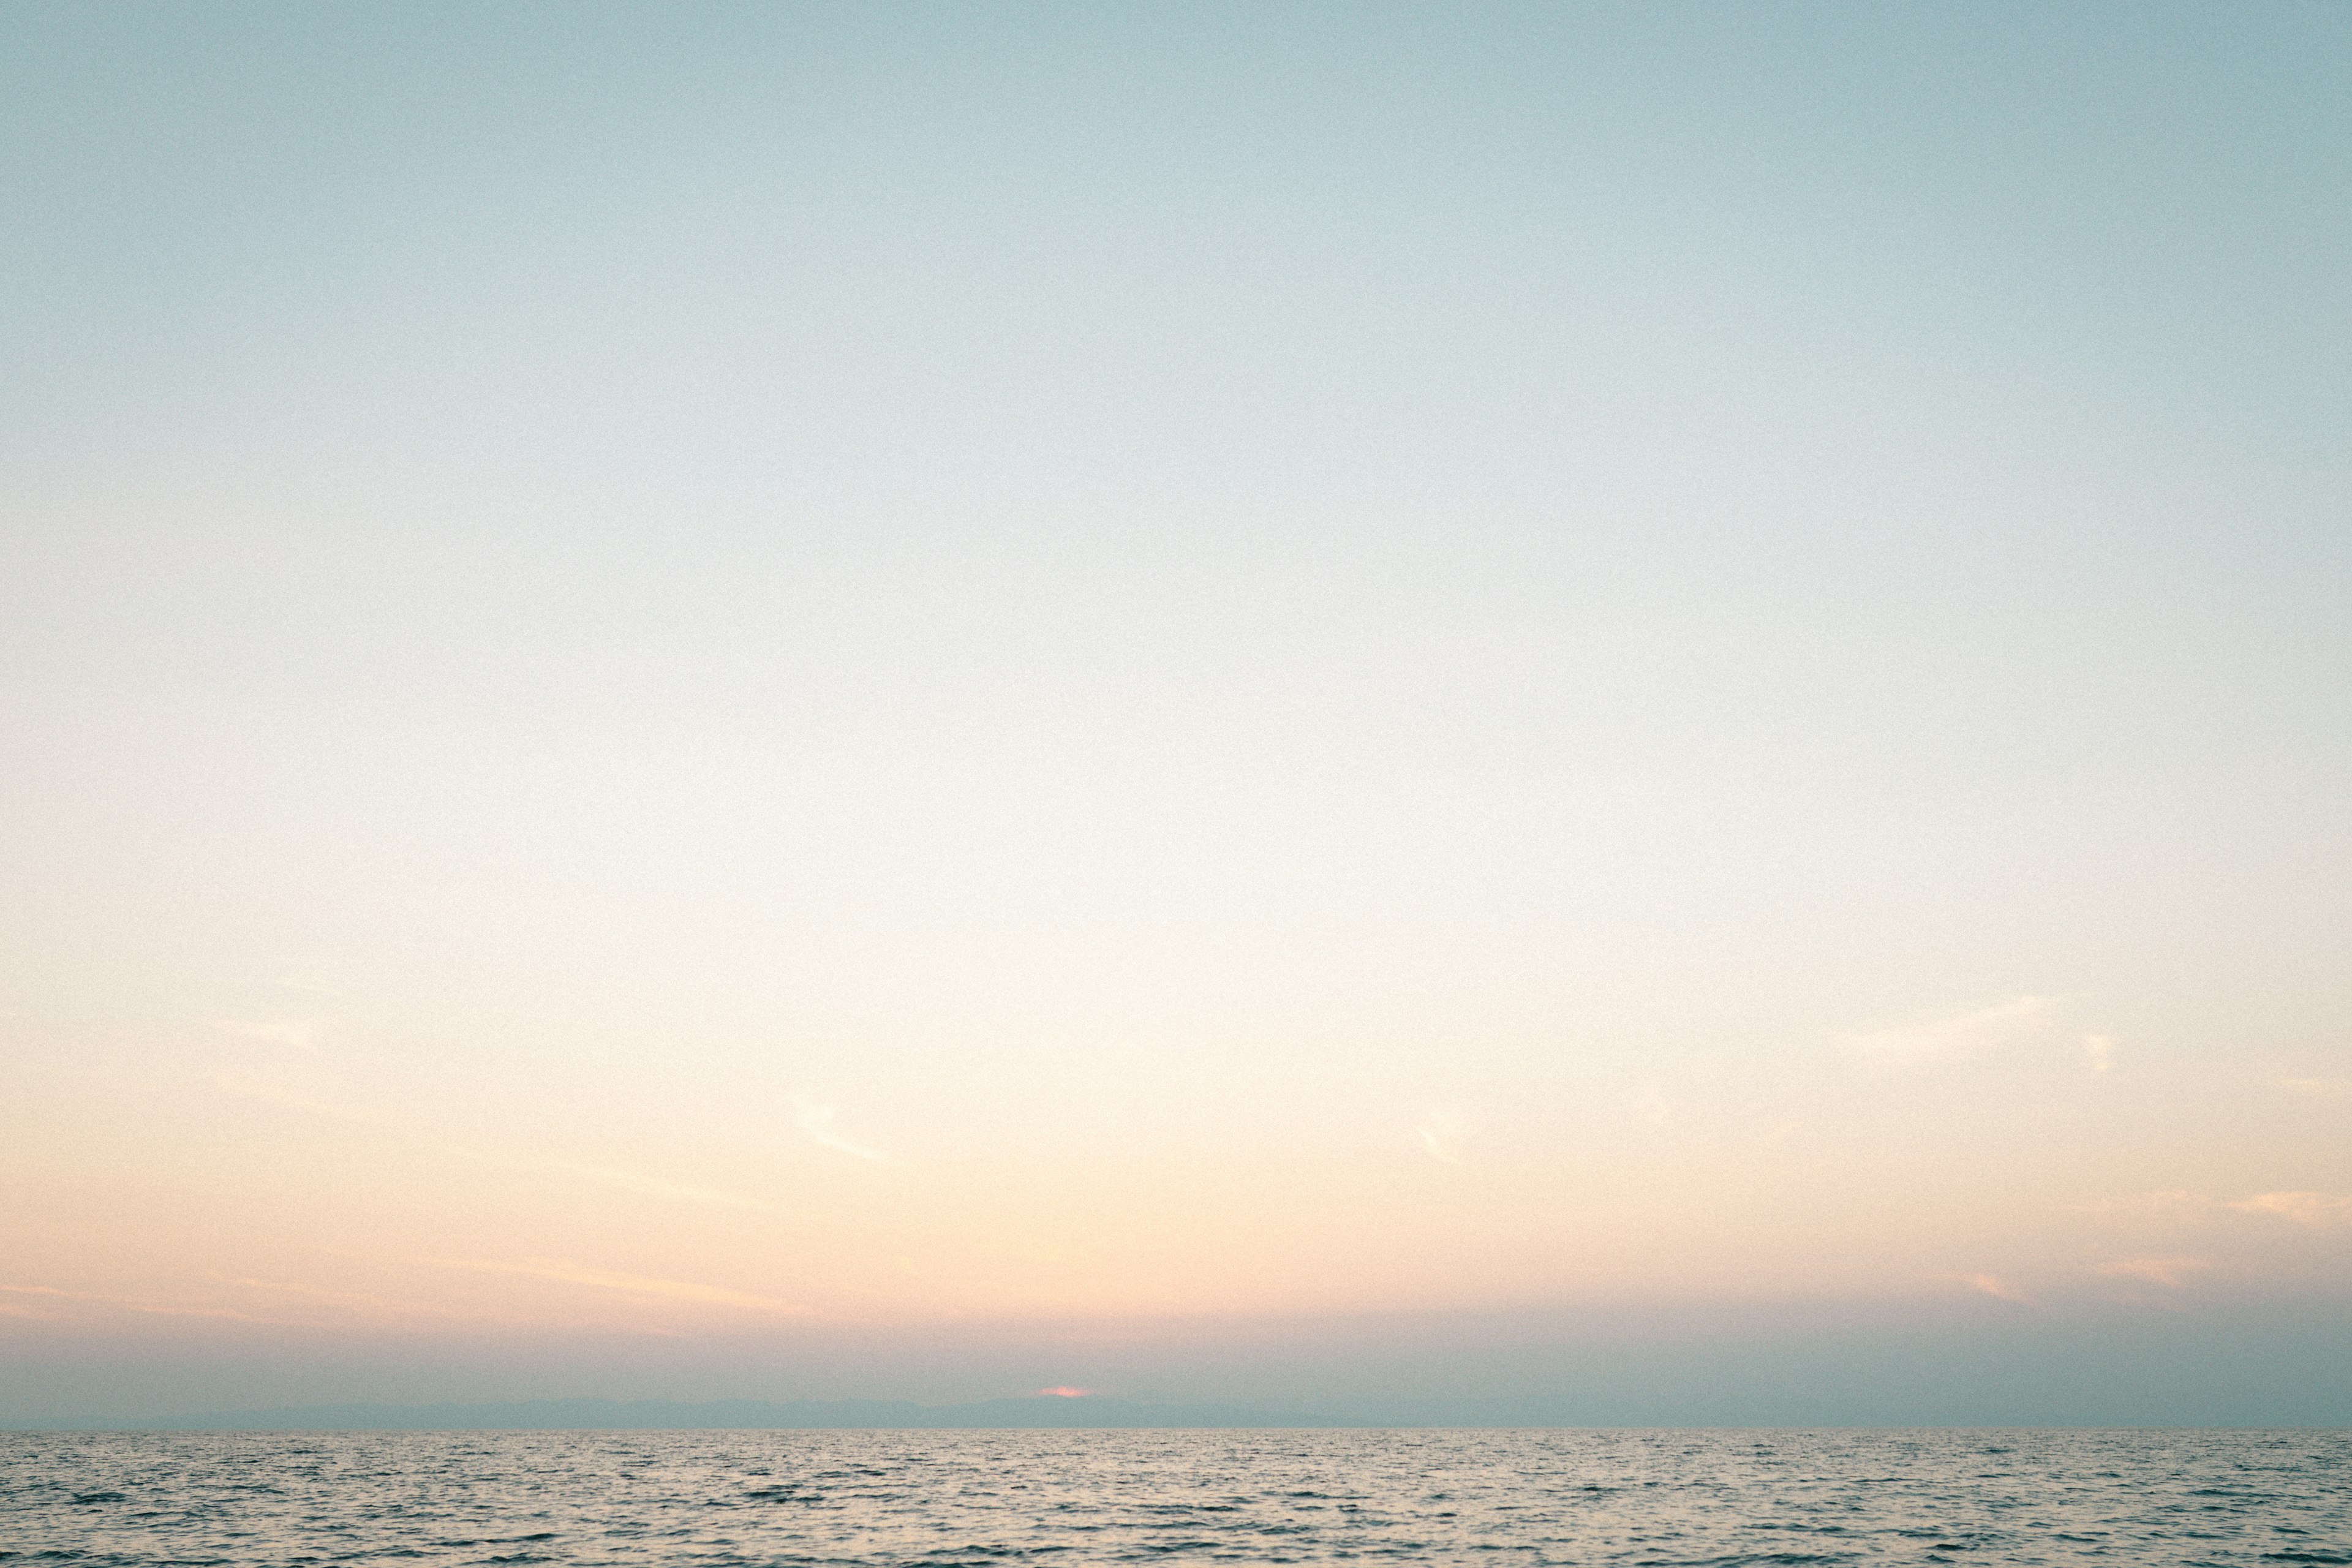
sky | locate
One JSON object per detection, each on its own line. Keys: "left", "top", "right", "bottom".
{"left": 2, "top": 1, "right": 2349, "bottom": 1427}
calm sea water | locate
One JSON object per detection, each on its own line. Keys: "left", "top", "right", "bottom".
{"left": 4, "top": 1428, "right": 2348, "bottom": 1566}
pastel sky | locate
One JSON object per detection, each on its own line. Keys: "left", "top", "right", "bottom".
{"left": 4, "top": 2, "right": 2349, "bottom": 1425}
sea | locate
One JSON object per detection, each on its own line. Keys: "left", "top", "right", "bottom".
{"left": 4, "top": 1428, "right": 2348, "bottom": 1566}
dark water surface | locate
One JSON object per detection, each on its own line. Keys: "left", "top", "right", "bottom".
{"left": 4, "top": 1428, "right": 2348, "bottom": 1566}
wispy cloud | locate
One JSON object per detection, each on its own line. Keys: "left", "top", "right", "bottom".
{"left": 1842, "top": 996, "right": 2059, "bottom": 1063}
{"left": 1415, "top": 1107, "right": 1466, "bottom": 1164}
{"left": 1621, "top": 1085, "right": 1673, "bottom": 1131}
{"left": 2096, "top": 1256, "right": 2209, "bottom": 1289}
{"left": 0, "top": 1285, "right": 77, "bottom": 1321}
{"left": 272, "top": 973, "right": 342, "bottom": 997}
{"left": 559, "top": 1162, "right": 779, "bottom": 1212}
{"left": 1841, "top": 996, "right": 2111, "bottom": 1071}
{"left": 2271, "top": 1075, "right": 2352, "bottom": 1097}
{"left": 211, "top": 1068, "right": 394, "bottom": 1129}
{"left": 0, "top": 1283, "right": 290, "bottom": 1325}
{"left": 1959, "top": 1273, "right": 2037, "bottom": 1306}
{"left": 794, "top": 1099, "right": 889, "bottom": 1162}
{"left": 2075, "top": 1188, "right": 2208, "bottom": 1217}
{"left": 2081, "top": 1189, "right": 2352, "bottom": 1232}
{"left": 217, "top": 1074, "right": 787, "bottom": 1214}
{"left": 214, "top": 1017, "right": 328, "bottom": 1049}
{"left": 426, "top": 1258, "right": 807, "bottom": 1314}
{"left": 2227, "top": 1191, "right": 2352, "bottom": 1227}
{"left": 473, "top": 1153, "right": 782, "bottom": 1214}
{"left": 214, "top": 1275, "right": 514, "bottom": 1324}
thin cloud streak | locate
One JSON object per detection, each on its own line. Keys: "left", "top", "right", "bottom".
{"left": 2096, "top": 1256, "right": 2210, "bottom": 1289}
{"left": 481, "top": 1153, "right": 784, "bottom": 1215}
{"left": 215, "top": 1275, "right": 516, "bottom": 1325}
{"left": 424, "top": 1259, "right": 809, "bottom": 1315}
{"left": 2272, "top": 1076, "right": 2352, "bottom": 1096}
{"left": 214, "top": 1017, "right": 328, "bottom": 1049}
{"left": 1960, "top": 1273, "right": 2037, "bottom": 1306}
{"left": 1416, "top": 1107, "right": 1466, "bottom": 1164}
{"left": 2228, "top": 1191, "right": 2352, "bottom": 1227}
{"left": 1841, "top": 996, "right": 2064, "bottom": 1063}
{"left": 552, "top": 1162, "right": 779, "bottom": 1213}
{"left": 216, "top": 1072, "right": 788, "bottom": 1216}
{"left": 794, "top": 1099, "right": 890, "bottom": 1163}
{"left": 0, "top": 1283, "right": 293, "bottom": 1326}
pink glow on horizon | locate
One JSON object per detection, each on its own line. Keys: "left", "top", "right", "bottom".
{"left": 1034, "top": 1386, "right": 1095, "bottom": 1398}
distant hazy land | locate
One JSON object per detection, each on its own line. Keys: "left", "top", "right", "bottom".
{"left": 8, "top": 1395, "right": 1363, "bottom": 1432}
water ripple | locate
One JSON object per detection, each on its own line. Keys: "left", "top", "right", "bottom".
{"left": 2, "top": 1430, "right": 2346, "bottom": 1565}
